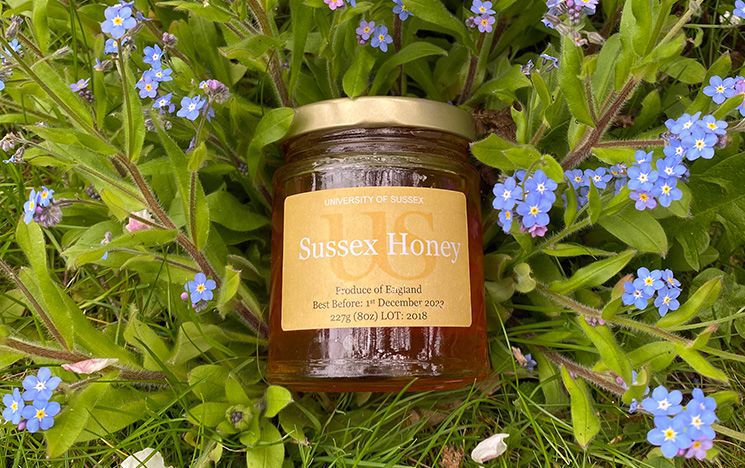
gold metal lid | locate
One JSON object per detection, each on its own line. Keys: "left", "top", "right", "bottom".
{"left": 284, "top": 97, "right": 476, "bottom": 140}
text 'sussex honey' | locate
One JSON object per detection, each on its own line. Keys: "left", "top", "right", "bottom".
{"left": 268, "top": 97, "right": 490, "bottom": 392}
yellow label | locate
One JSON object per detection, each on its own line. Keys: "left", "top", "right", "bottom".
{"left": 281, "top": 187, "right": 472, "bottom": 330}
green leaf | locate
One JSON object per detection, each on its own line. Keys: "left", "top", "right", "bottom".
{"left": 675, "top": 345, "right": 729, "bottom": 382}
{"left": 549, "top": 250, "right": 635, "bottom": 294}
{"left": 560, "top": 367, "right": 600, "bottom": 449}
{"left": 124, "top": 314, "right": 171, "bottom": 371}
{"left": 587, "top": 184, "right": 602, "bottom": 224}
{"left": 578, "top": 318, "right": 632, "bottom": 384}
{"left": 470, "top": 134, "right": 542, "bottom": 172}
{"left": 264, "top": 385, "right": 293, "bottom": 418}
{"left": 559, "top": 36, "right": 594, "bottom": 127}
{"left": 246, "top": 108, "right": 295, "bottom": 180}
{"left": 657, "top": 277, "right": 723, "bottom": 328}
{"left": 628, "top": 342, "right": 676, "bottom": 371}
{"left": 32, "top": 0, "right": 50, "bottom": 54}
{"left": 46, "top": 381, "right": 111, "bottom": 457}
{"left": 217, "top": 265, "right": 241, "bottom": 312}
{"left": 30, "top": 61, "right": 94, "bottom": 131}
{"left": 289, "top": 0, "right": 313, "bottom": 98}
{"left": 206, "top": 191, "right": 269, "bottom": 232}
{"left": 18, "top": 269, "right": 75, "bottom": 350}
{"left": 369, "top": 42, "right": 447, "bottom": 95}
{"left": 159, "top": 1, "right": 232, "bottom": 21}
{"left": 245, "top": 420, "right": 285, "bottom": 468}
{"left": 543, "top": 244, "right": 615, "bottom": 258}
{"left": 189, "top": 365, "right": 229, "bottom": 401}
{"left": 65, "top": 228, "right": 178, "bottom": 267}
{"left": 598, "top": 205, "right": 668, "bottom": 255}
{"left": 154, "top": 122, "right": 210, "bottom": 249}
{"left": 121, "top": 62, "right": 145, "bottom": 162}
{"left": 403, "top": 0, "right": 472, "bottom": 49}
{"left": 661, "top": 58, "right": 706, "bottom": 84}
{"left": 16, "top": 220, "right": 47, "bottom": 274}
{"left": 343, "top": 48, "right": 376, "bottom": 98}
{"left": 188, "top": 402, "right": 232, "bottom": 428}
{"left": 219, "top": 35, "right": 282, "bottom": 65}
{"left": 564, "top": 183, "right": 578, "bottom": 227}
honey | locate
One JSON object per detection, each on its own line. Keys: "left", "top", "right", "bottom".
{"left": 267, "top": 97, "right": 490, "bottom": 392}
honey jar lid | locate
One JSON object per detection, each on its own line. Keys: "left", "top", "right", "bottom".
{"left": 284, "top": 97, "right": 476, "bottom": 140}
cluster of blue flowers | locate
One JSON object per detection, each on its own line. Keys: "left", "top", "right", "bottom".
{"left": 22, "top": 186, "right": 59, "bottom": 227}
{"left": 623, "top": 149, "right": 684, "bottom": 211}
{"left": 492, "top": 169, "right": 558, "bottom": 238}
{"left": 542, "top": 0, "right": 599, "bottom": 45}
{"left": 703, "top": 75, "right": 745, "bottom": 117}
{"left": 96, "top": 1, "right": 228, "bottom": 125}
{"left": 465, "top": 1, "right": 497, "bottom": 33}
{"left": 2, "top": 368, "right": 61, "bottom": 433}
{"left": 181, "top": 272, "right": 217, "bottom": 312}
{"left": 644, "top": 386, "right": 717, "bottom": 460}
{"left": 621, "top": 267, "right": 682, "bottom": 317}
{"left": 352, "top": 1, "right": 412, "bottom": 52}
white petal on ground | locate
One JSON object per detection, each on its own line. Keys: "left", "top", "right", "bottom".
{"left": 471, "top": 433, "right": 509, "bottom": 464}
{"left": 120, "top": 448, "right": 172, "bottom": 468}
{"left": 62, "top": 358, "right": 119, "bottom": 374}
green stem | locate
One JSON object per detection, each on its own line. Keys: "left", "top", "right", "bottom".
{"left": 535, "top": 283, "right": 690, "bottom": 344}
{"left": 594, "top": 139, "right": 666, "bottom": 148}
{"left": 561, "top": 78, "right": 639, "bottom": 169}
{"left": 245, "top": 0, "right": 291, "bottom": 106}
{"left": 457, "top": 33, "right": 486, "bottom": 105}
{"left": 542, "top": 349, "right": 627, "bottom": 395}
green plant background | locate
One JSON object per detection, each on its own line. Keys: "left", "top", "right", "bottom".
{"left": 0, "top": 0, "right": 744, "bottom": 466}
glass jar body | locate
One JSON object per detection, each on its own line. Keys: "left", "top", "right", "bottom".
{"left": 268, "top": 127, "right": 489, "bottom": 392}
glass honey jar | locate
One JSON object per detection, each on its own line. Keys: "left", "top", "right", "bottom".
{"left": 268, "top": 97, "right": 490, "bottom": 392}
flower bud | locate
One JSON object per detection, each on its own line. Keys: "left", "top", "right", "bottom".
{"left": 162, "top": 32, "right": 178, "bottom": 48}
{"left": 6, "top": 16, "right": 24, "bottom": 39}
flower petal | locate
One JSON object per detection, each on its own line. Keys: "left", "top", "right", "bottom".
{"left": 470, "top": 433, "right": 509, "bottom": 463}
{"left": 62, "top": 358, "right": 119, "bottom": 375}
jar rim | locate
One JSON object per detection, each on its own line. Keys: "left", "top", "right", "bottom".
{"left": 284, "top": 97, "right": 476, "bottom": 140}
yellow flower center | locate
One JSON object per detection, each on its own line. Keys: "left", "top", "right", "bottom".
{"left": 639, "top": 193, "right": 648, "bottom": 202}
{"left": 35, "top": 409, "right": 46, "bottom": 420}
{"left": 363, "top": 27, "right": 370, "bottom": 33}
{"left": 662, "top": 185, "right": 671, "bottom": 194}
{"left": 41, "top": 191, "right": 48, "bottom": 199}
{"left": 113, "top": 16, "right": 123, "bottom": 26}
{"left": 479, "top": 7, "right": 486, "bottom": 12}
{"left": 716, "top": 85, "right": 725, "bottom": 93}
{"left": 663, "top": 296, "right": 671, "bottom": 304}
{"left": 691, "top": 415, "right": 702, "bottom": 428}
{"left": 504, "top": 211, "right": 511, "bottom": 220}
{"left": 481, "top": 18, "right": 488, "bottom": 25}
{"left": 695, "top": 139, "right": 705, "bottom": 149}
{"left": 644, "top": 277, "right": 653, "bottom": 285}
{"left": 574, "top": 176, "right": 582, "bottom": 182}
{"left": 692, "top": 441, "right": 702, "bottom": 449}
{"left": 196, "top": 284, "right": 206, "bottom": 293}
{"left": 11, "top": 402, "right": 18, "bottom": 411}
{"left": 707, "top": 122, "right": 717, "bottom": 129}
{"left": 529, "top": 206, "right": 539, "bottom": 215}
{"left": 145, "top": 84, "right": 152, "bottom": 91}
{"left": 378, "top": 34, "right": 385, "bottom": 41}
{"left": 663, "top": 428, "right": 676, "bottom": 441}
